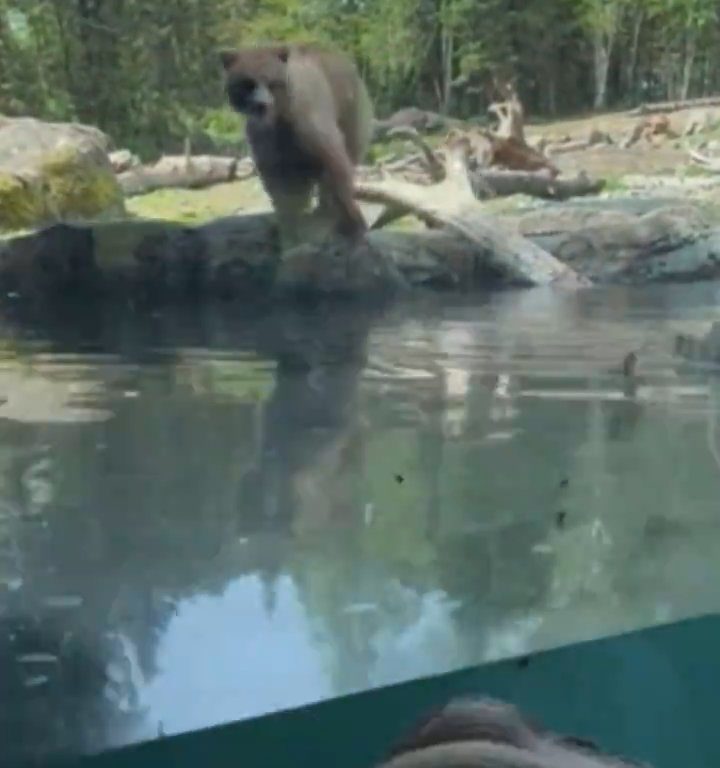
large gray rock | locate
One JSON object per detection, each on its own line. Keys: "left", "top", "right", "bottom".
{"left": 507, "top": 202, "right": 720, "bottom": 283}
{"left": 0, "top": 198, "right": 718, "bottom": 304}
{"left": 0, "top": 116, "right": 125, "bottom": 232}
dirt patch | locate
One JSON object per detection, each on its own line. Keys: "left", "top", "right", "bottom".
{"left": 527, "top": 108, "right": 715, "bottom": 178}
{"left": 555, "top": 144, "right": 689, "bottom": 178}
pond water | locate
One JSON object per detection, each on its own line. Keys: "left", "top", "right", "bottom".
{"left": 2, "top": 282, "right": 720, "bottom": 765}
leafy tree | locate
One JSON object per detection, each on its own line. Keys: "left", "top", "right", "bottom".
{"left": 3, "top": 0, "right": 720, "bottom": 154}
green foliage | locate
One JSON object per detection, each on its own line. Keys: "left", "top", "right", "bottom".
{"left": 2, "top": 0, "right": 720, "bottom": 156}
{"left": 197, "top": 108, "right": 238, "bottom": 135}
{"left": 601, "top": 175, "right": 630, "bottom": 193}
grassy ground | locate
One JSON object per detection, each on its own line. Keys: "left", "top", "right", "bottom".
{"left": 128, "top": 107, "right": 720, "bottom": 225}
{"left": 125, "top": 176, "right": 269, "bottom": 225}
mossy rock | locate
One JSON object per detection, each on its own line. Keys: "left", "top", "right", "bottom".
{"left": 0, "top": 117, "right": 125, "bottom": 233}
{"left": 0, "top": 173, "right": 44, "bottom": 231}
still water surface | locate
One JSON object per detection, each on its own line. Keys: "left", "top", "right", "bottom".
{"left": 1, "top": 283, "right": 720, "bottom": 764}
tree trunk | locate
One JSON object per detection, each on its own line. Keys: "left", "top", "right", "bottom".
{"left": 659, "top": 47, "right": 674, "bottom": 101}
{"left": 701, "top": 52, "right": 711, "bottom": 96}
{"left": 439, "top": 28, "right": 454, "bottom": 114}
{"left": 625, "top": 10, "right": 644, "bottom": 100}
{"left": 432, "top": 77, "right": 443, "bottom": 112}
{"left": 592, "top": 32, "right": 613, "bottom": 109}
{"left": 74, "top": 0, "right": 124, "bottom": 129}
{"left": 681, "top": 32, "right": 697, "bottom": 101}
{"left": 547, "top": 76, "right": 557, "bottom": 115}
{"left": 52, "top": 4, "right": 76, "bottom": 102}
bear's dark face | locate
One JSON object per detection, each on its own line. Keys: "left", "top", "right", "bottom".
{"left": 225, "top": 75, "right": 273, "bottom": 117}
{"left": 220, "top": 47, "right": 289, "bottom": 120}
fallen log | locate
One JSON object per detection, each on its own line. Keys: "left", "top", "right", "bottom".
{"left": 382, "top": 127, "right": 599, "bottom": 201}
{"left": 629, "top": 95, "right": 720, "bottom": 116}
{"left": 544, "top": 130, "right": 613, "bottom": 155}
{"left": 353, "top": 134, "right": 583, "bottom": 288}
{"left": 109, "top": 149, "right": 140, "bottom": 174}
{"left": 117, "top": 154, "right": 248, "bottom": 196}
{"left": 689, "top": 148, "right": 720, "bottom": 172}
{"left": 545, "top": 138, "right": 596, "bottom": 154}
{"left": 471, "top": 169, "right": 604, "bottom": 200}
{"left": 373, "top": 107, "right": 459, "bottom": 139}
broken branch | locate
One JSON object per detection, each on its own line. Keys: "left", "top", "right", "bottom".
{"left": 356, "top": 136, "right": 586, "bottom": 287}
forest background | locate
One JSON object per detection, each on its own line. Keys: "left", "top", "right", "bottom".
{"left": 0, "top": 0, "right": 715, "bottom": 157}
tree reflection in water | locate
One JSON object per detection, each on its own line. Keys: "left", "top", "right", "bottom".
{"left": 0, "top": 286, "right": 719, "bottom": 762}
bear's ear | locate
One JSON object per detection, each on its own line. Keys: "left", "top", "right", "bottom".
{"left": 277, "top": 46, "right": 290, "bottom": 63}
{"left": 219, "top": 49, "right": 238, "bottom": 71}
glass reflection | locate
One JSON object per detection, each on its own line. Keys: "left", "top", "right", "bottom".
{"left": 0, "top": 284, "right": 720, "bottom": 764}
